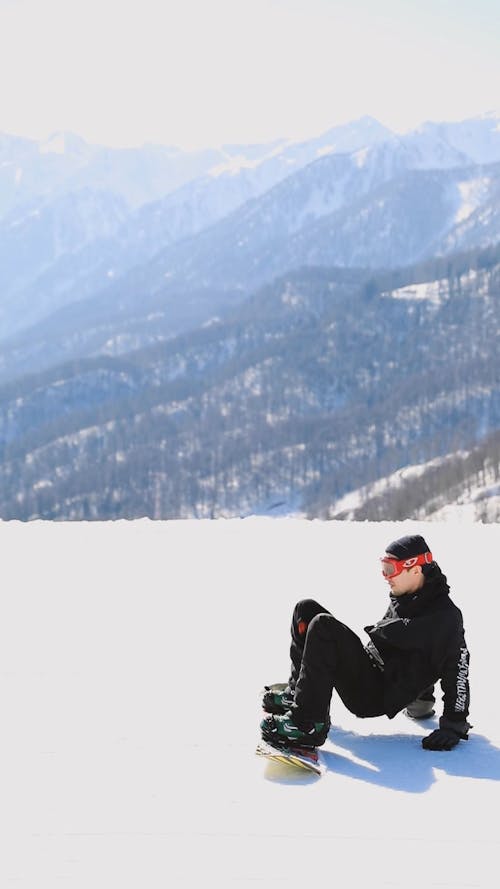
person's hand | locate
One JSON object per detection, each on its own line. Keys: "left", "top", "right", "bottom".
{"left": 422, "top": 727, "right": 463, "bottom": 750}
{"left": 422, "top": 719, "right": 470, "bottom": 750}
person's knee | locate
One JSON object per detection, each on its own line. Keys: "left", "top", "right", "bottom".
{"left": 292, "top": 599, "right": 328, "bottom": 636}
{"left": 307, "top": 611, "right": 337, "bottom": 639}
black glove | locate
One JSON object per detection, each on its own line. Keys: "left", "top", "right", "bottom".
{"left": 422, "top": 718, "right": 471, "bottom": 751}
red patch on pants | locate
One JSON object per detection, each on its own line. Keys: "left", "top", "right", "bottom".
{"left": 297, "top": 620, "right": 308, "bottom": 636}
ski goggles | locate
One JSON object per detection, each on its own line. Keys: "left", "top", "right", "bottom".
{"left": 380, "top": 552, "right": 433, "bottom": 578}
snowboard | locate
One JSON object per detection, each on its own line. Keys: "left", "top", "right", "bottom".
{"left": 256, "top": 739, "right": 324, "bottom": 775}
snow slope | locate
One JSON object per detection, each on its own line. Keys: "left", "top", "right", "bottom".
{"left": 0, "top": 518, "right": 498, "bottom": 888}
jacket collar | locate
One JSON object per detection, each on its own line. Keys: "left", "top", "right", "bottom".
{"left": 391, "top": 564, "right": 450, "bottom": 617}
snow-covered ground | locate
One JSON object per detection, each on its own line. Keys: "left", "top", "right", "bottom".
{"left": 1, "top": 517, "right": 498, "bottom": 888}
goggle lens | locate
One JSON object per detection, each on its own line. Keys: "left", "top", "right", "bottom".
{"left": 381, "top": 559, "right": 398, "bottom": 577}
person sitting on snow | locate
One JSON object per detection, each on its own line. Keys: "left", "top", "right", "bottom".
{"left": 260, "top": 534, "right": 471, "bottom": 751}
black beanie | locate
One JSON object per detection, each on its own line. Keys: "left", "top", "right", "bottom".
{"left": 385, "top": 534, "right": 431, "bottom": 560}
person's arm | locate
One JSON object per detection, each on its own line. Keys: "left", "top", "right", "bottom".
{"left": 422, "top": 630, "right": 471, "bottom": 750}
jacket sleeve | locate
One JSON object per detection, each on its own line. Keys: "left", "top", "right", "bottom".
{"left": 439, "top": 627, "right": 471, "bottom": 731}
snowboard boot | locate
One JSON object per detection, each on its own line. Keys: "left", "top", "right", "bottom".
{"left": 404, "top": 701, "right": 435, "bottom": 720}
{"left": 261, "top": 683, "right": 295, "bottom": 715}
{"left": 405, "top": 688, "right": 436, "bottom": 720}
{"left": 260, "top": 710, "right": 330, "bottom": 748}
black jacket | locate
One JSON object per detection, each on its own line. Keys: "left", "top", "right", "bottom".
{"left": 364, "top": 564, "right": 470, "bottom": 729}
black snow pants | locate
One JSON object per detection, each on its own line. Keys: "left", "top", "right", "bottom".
{"left": 288, "top": 599, "right": 387, "bottom": 723}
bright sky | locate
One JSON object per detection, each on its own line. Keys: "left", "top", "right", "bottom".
{"left": 0, "top": 0, "right": 499, "bottom": 149}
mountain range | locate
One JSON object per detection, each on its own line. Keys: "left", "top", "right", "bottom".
{"left": 1, "top": 112, "right": 500, "bottom": 521}
{"left": 2, "top": 112, "right": 500, "bottom": 343}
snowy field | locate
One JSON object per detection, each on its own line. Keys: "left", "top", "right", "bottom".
{"left": 1, "top": 517, "right": 498, "bottom": 889}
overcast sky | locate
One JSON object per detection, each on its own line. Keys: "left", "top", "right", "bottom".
{"left": 1, "top": 0, "right": 499, "bottom": 149}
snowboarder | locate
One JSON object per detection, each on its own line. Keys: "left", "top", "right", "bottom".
{"left": 261, "top": 534, "right": 471, "bottom": 751}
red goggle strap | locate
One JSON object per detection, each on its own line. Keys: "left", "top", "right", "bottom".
{"left": 382, "top": 552, "right": 433, "bottom": 569}
{"left": 403, "top": 552, "right": 433, "bottom": 567}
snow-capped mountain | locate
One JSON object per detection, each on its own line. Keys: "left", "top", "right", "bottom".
{"left": 208, "top": 116, "right": 393, "bottom": 181}
{"left": 130, "top": 129, "right": 500, "bottom": 298}
{"left": 0, "top": 118, "right": 394, "bottom": 224}
{"left": 3, "top": 154, "right": 500, "bottom": 356}
{"left": 0, "top": 118, "right": 396, "bottom": 340}
{"left": 109, "top": 156, "right": 500, "bottom": 299}
{"left": 0, "top": 131, "right": 98, "bottom": 218}
{"left": 0, "top": 189, "right": 129, "bottom": 336}
{"left": 0, "top": 130, "right": 231, "bottom": 219}
{"left": 279, "top": 162, "right": 500, "bottom": 272}
{"left": 415, "top": 112, "right": 500, "bottom": 165}
{"left": 435, "top": 173, "right": 500, "bottom": 255}
{"left": 2, "top": 111, "right": 500, "bottom": 350}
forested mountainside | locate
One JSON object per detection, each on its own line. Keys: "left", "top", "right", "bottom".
{"left": 0, "top": 244, "right": 499, "bottom": 520}
{"left": 329, "top": 430, "right": 500, "bottom": 523}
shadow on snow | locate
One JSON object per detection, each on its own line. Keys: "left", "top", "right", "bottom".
{"left": 321, "top": 721, "right": 500, "bottom": 793}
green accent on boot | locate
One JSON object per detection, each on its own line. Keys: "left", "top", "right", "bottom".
{"left": 260, "top": 711, "right": 329, "bottom": 747}
{"left": 261, "top": 684, "right": 294, "bottom": 715}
